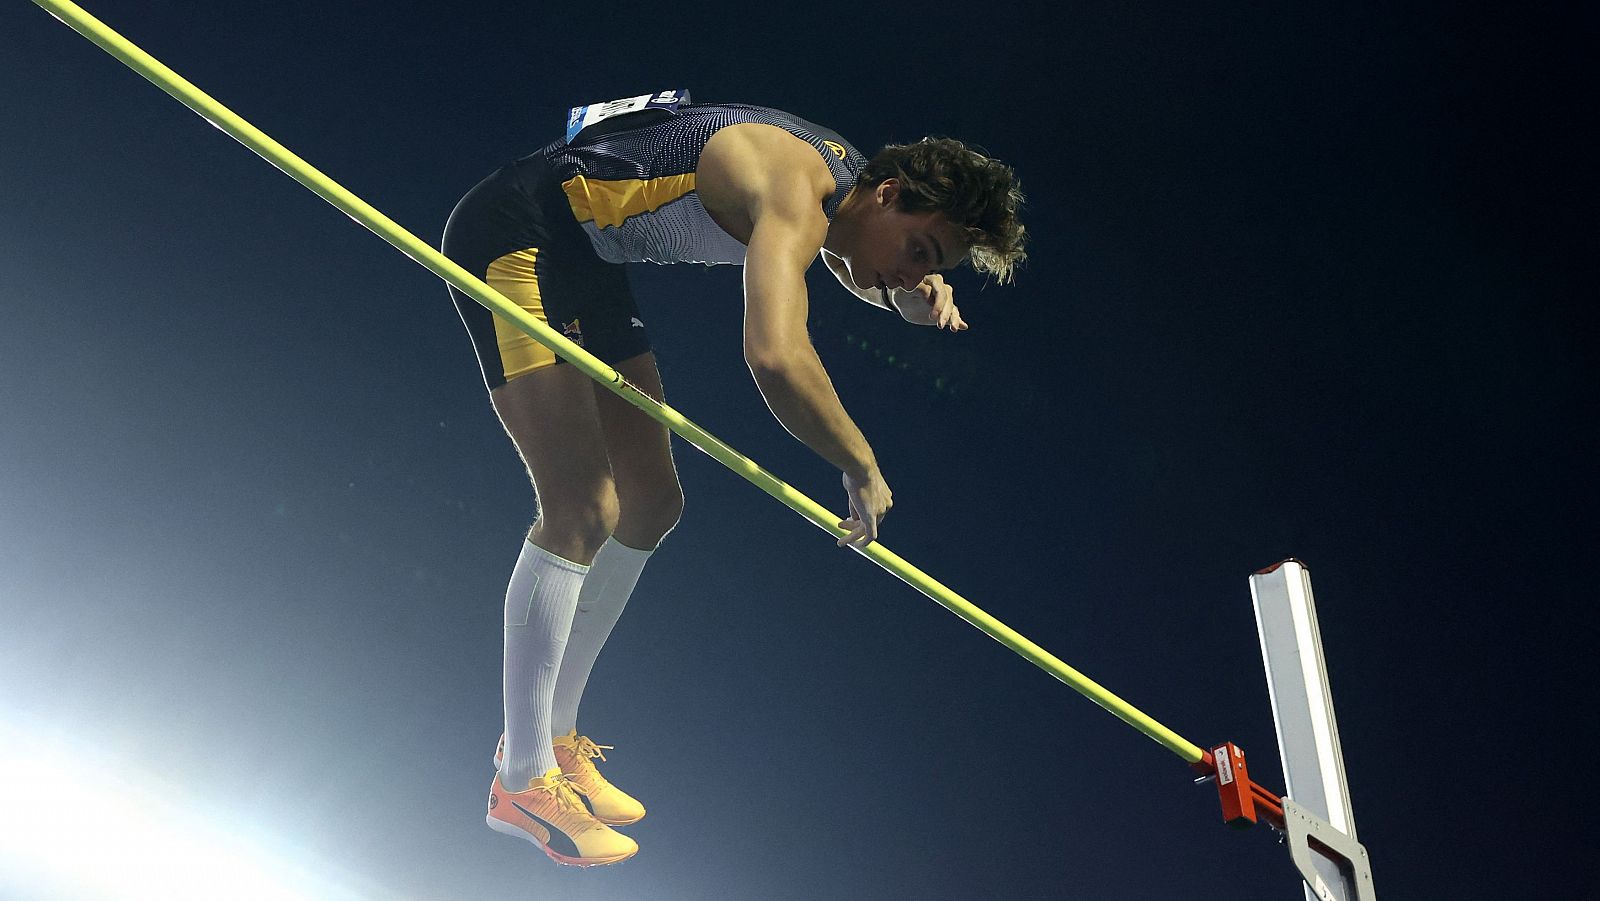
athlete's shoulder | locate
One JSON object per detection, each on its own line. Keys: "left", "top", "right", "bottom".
{"left": 696, "top": 123, "right": 834, "bottom": 243}
{"left": 700, "top": 121, "right": 835, "bottom": 194}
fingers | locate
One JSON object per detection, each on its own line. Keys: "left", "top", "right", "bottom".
{"left": 935, "top": 300, "right": 964, "bottom": 331}
{"left": 836, "top": 502, "right": 881, "bottom": 549}
{"left": 921, "top": 276, "right": 966, "bottom": 332}
{"left": 837, "top": 501, "right": 862, "bottom": 547}
{"left": 836, "top": 514, "right": 878, "bottom": 548}
{"left": 838, "top": 497, "right": 886, "bottom": 548}
{"left": 838, "top": 470, "right": 890, "bottom": 549}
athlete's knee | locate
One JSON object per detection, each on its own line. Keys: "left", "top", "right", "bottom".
{"left": 616, "top": 484, "right": 684, "bottom": 548}
{"left": 533, "top": 491, "right": 620, "bottom": 558}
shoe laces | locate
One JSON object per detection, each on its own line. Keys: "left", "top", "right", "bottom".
{"left": 571, "top": 734, "right": 613, "bottom": 763}
{"left": 533, "top": 771, "right": 588, "bottom": 814}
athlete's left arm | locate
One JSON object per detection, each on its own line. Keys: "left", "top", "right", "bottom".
{"left": 822, "top": 252, "right": 967, "bottom": 331}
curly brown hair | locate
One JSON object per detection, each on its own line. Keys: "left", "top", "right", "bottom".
{"left": 859, "top": 137, "right": 1027, "bottom": 284}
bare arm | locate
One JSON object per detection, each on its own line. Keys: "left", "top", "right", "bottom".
{"left": 697, "top": 123, "right": 893, "bottom": 546}
{"left": 743, "top": 191, "right": 878, "bottom": 478}
{"left": 746, "top": 201, "right": 893, "bottom": 546}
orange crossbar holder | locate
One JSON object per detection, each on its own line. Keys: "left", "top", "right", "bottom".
{"left": 1194, "top": 742, "right": 1286, "bottom": 830}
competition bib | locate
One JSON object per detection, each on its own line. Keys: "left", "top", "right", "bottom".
{"left": 566, "top": 90, "right": 691, "bottom": 142}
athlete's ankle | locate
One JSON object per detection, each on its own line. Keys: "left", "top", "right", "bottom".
{"left": 500, "top": 766, "right": 535, "bottom": 792}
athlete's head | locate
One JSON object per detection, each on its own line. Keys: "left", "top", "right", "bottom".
{"left": 832, "top": 138, "right": 1026, "bottom": 291}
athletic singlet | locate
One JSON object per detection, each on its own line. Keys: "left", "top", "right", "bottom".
{"left": 535, "top": 103, "right": 868, "bottom": 266}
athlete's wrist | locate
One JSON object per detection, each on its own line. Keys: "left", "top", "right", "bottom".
{"left": 843, "top": 457, "right": 880, "bottom": 482}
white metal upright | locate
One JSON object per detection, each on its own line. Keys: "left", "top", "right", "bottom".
{"left": 1250, "top": 560, "right": 1374, "bottom": 901}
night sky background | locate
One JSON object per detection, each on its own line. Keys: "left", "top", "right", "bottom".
{"left": 2, "top": 2, "right": 1590, "bottom": 899}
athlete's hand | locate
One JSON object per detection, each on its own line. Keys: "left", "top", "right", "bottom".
{"left": 838, "top": 467, "right": 893, "bottom": 549}
{"left": 890, "top": 274, "right": 967, "bottom": 331}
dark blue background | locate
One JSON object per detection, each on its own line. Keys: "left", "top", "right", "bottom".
{"left": 2, "top": 1, "right": 1589, "bottom": 898}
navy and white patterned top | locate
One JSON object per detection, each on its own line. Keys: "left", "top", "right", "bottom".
{"left": 536, "top": 103, "right": 868, "bottom": 266}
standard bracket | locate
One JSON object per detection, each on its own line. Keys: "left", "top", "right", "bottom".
{"left": 1282, "top": 797, "right": 1377, "bottom": 901}
{"left": 1194, "top": 742, "right": 1286, "bottom": 830}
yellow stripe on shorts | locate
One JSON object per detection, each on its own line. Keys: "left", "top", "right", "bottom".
{"left": 486, "top": 248, "right": 557, "bottom": 380}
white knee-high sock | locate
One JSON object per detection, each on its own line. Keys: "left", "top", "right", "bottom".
{"left": 549, "top": 537, "right": 653, "bottom": 737}
{"left": 501, "top": 539, "right": 588, "bottom": 791}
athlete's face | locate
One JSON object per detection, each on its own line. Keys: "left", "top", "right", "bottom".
{"left": 837, "top": 179, "right": 966, "bottom": 293}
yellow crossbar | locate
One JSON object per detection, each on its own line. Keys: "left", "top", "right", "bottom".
{"left": 32, "top": 0, "right": 1207, "bottom": 765}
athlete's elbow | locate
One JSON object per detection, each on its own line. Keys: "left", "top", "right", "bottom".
{"left": 743, "top": 340, "right": 812, "bottom": 385}
{"left": 743, "top": 348, "right": 789, "bottom": 384}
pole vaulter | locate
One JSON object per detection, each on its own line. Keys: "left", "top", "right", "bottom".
{"left": 28, "top": 2, "right": 1376, "bottom": 896}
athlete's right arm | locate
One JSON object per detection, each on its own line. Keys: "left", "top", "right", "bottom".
{"left": 742, "top": 185, "right": 893, "bottom": 547}
{"left": 696, "top": 125, "right": 892, "bottom": 546}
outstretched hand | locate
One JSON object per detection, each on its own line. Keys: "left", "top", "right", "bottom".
{"left": 838, "top": 468, "right": 893, "bottom": 549}
{"left": 890, "top": 274, "right": 967, "bottom": 331}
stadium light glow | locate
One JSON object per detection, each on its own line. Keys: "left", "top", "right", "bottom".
{"left": 0, "top": 720, "right": 390, "bottom": 901}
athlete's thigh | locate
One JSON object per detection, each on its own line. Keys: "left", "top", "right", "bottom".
{"left": 592, "top": 352, "right": 679, "bottom": 502}
{"left": 492, "top": 362, "right": 615, "bottom": 513}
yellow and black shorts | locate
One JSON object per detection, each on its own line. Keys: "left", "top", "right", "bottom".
{"left": 442, "top": 154, "right": 650, "bottom": 391}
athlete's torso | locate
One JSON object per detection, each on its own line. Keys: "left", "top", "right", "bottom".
{"left": 537, "top": 103, "right": 867, "bottom": 266}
